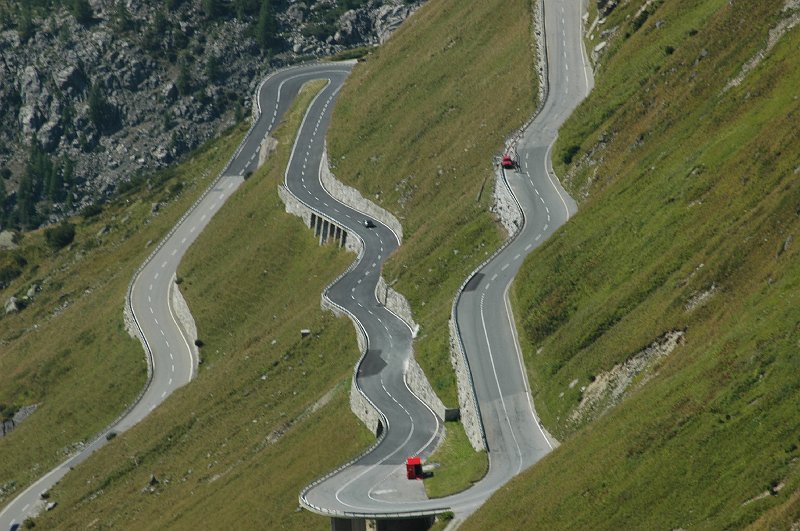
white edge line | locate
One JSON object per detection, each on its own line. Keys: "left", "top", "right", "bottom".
{"left": 167, "top": 274, "right": 196, "bottom": 380}
{"left": 503, "top": 281, "right": 554, "bottom": 450}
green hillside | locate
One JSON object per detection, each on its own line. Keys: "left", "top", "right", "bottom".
{"left": 329, "top": 0, "right": 538, "bottom": 407}
{"left": 0, "top": 120, "right": 246, "bottom": 508}
{"left": 5, "top": 0, "right": 539, "bottom": 525}
{"left": 34, "top": 81, "right": 373, "bottom": 529}
{"left": 465, "top": 0, "right": 800, "bottom": 528}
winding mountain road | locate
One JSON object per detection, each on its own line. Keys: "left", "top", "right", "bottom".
{"left": 300, "top": 0, "right": 593, "bottom": 520}
{"left": 0, "top": 61, "right": 359, "bottom": 530}
{"left": 1, "top": 0, "right": 591, "bottom": 526}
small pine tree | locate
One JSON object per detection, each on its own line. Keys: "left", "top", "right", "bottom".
{"left": 88, "top": 83, "right": 119, "bottom": 134}
{"left": 203, "top": 0, "right": 224, "bottom": 20}
{"left": 18, "top": 4, "right": 34, "bottom": 43}
{"left": 176, "top": 59, "right": 192, "bottom": 95}
{"left": 71, "top": 0, "right": 93, "bottom": 25}
{"left": 234, "top": 0, "right": 260, "bottom": 19}
{"left": 206, "top": 54, "right": 222, "bottom": 82}
{"left": 113, "top": 1, "right": 133, "bottom": 32}
{"left": 256, "top": 0, "right": 278, "bottom": 51}
{"left": 166, "top": 0, "right": 186, "bottom": 11}
{"left": 44, "top": 222, "right": 76, "bottom": 250}
{"left": 0, "top": 180, "right": 7, "bottom": 226}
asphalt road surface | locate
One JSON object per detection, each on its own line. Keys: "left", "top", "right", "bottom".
{"left": 2, "top": 0, "right": 592, "bottom": 523}
{"left": 301, "top": 0, "right": 593, "bottom": 519}
{"left": 0, "top": 61, "right": 358, "bottom": 530}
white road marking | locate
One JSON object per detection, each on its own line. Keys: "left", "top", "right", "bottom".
{"left": 479, "top": 292, "right": 525, "bottom": 473}
{"left": 201, "top": 214, "right": 206, "bottom": 222}
{"left": 491, "top": 273, "right": 498, "bottom": 281}
{"left": 149, "top": 307, "right": 153, "bottom": 314}
{"left": 149, "top": 284, "right": 153, "bottom": 291}
{"left": 161, "top": 261, "right": 167, "bottom": 268}
{"left": 168, "top": 378, "right": 173, "bottom": 385}
{"left": 182, "top": 237, "right": 187, "bottom": 244}
{"left": 154, "top": 273, "right": 159, "bottom": 280}
{"left": 171, "top": 364, "right": 175, "bottom": 372}
{"left": 544, "top": 224, "right": 549, "bottom": 231}
{"left": 148, "top": 295, "right": 151, "bottom": 303}
{"left": 535, "top": 234, "right": 542, "bottom": 241}
{"left": 171, "top": 249, "right": 177, "bottom": 256}
{"left": 190, "top": 226, "right": 196, "bottom": 233}
{"left": 514, "top": 254, "right": 521, "bottom": 260}
{"left": 501, "top": 263, "right": 510, "bottom": 271}
{"left": 525, "top": 244, "right": 533, "bottom": 251}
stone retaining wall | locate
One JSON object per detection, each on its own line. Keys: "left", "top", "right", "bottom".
{"left": 492, "top": 166, "right": 523, "bottom": 237}
{"left": 317, "top": 151, "right": 454, "bottom": 428}
{"left": 449, "top": 317, "right": 487, "bottom": 451}
{"left": 170, "top": 279, "right": 200, "bottom": 371}
{"left": 375, "top": 276, "right": 419, "bottom": 335}
{"left": 320, "top": 148, "right": 404, "bottom": 242}
{"left": 404, "top": 354, "right": 448, "bottom": 421}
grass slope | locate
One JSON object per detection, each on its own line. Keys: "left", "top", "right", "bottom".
{"left": 328, "top": 0, "right": 538, "bottom": 407}
{"left": 423, "top": 421, "right": 488, "bottom": 499}
{"left": 465, "top": 0, "right": 800, "bottom": 528}
{"left": 34, "top": 80, "right": 374, "bottom": 529}
{"left": 0, "top": 122, "right": 245, "bottom": 506}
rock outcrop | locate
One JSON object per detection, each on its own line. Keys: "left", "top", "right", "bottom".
{"left": 0, "top": 0, "right": 421, "bottom": 229}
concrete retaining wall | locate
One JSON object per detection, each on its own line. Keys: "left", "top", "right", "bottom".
{"left": 279, "top": 182, "right": 386, "bottom": 434}
{"left": 449, "top": 317, "right": 487, "bottom": 451}
{"left": 404, "top": 354, "right": 448, "bottom": 421}
{"left": 278, "top": 184, "right": 314, "bottom": 229}
{"left": 320, "top": 148, "right": 404, "bottom": 243}
{"left": 258, "top": 136, "right": 279, "bottom": 167}
{"left": 170, "top": 279, "right": 200, "bottom": 372}
{"left": 349, "top": 375, "right": 383, "bottom": 436}
{"left": 318, "top": 150, "right": 454, "bottom": 428}
{"left": 123, "top": 303, "right": 152, "bottom": 381}
{"left": 375, "top": 276, "right": 419, "bottom": 335}
{"left": 492, "top": 166, "right": 523, "bottom": 237}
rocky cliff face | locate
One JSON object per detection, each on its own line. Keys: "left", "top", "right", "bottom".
{"left": 0, "top": 0, "right": 419, "bottom": 229}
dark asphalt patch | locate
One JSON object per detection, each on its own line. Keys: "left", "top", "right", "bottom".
{"left": 359, "top": 350, "right": 386, "bottom": 377}
{"left": 464, "top": 273, "right": 484, "bottom": 292}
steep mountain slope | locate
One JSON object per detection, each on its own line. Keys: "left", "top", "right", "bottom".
{"left": 464, "top": 0, "right": 800, "bottom": 528}
{"left": 0, "top": 123, "right": 246, "bottom": 512}
{"left": 3, "top": 0, "right": 539, "bottom": 526}
{"left": 328, "top": 0, "right": 538, "bottom": 407}
{"left": 0, "top": 0, "right": 417, "bottom": 230}
{"left": 31, "top": 80, "right": 373, "bottom": 530}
